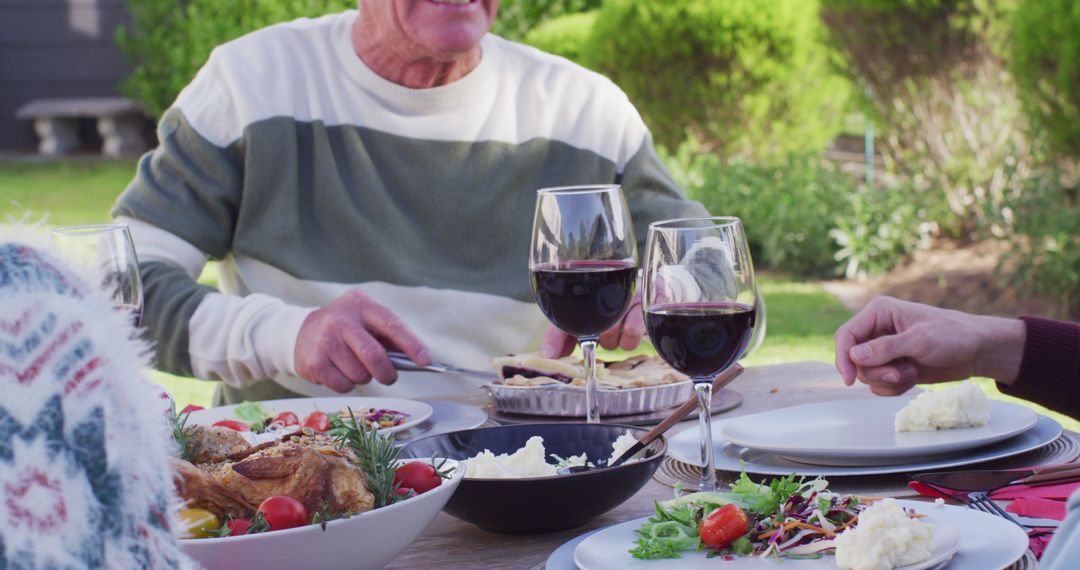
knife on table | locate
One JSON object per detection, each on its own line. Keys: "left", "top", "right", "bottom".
{"left": 386, "top": 350, "right": 499, "bottom": 381}
{"left": 912, "top": 463, "right": 1080, "bottom": 492}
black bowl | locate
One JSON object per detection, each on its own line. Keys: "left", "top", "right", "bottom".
{"left": 399, "top": 422, "right": 666, "bottom": 534}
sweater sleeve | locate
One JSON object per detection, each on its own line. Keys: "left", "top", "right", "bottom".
{"left": 997, "top": 315, "right": 1080, "bottom": 420}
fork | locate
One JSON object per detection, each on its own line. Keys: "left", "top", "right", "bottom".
{"left": 965, "top": 491, "right": 1056, "bottom": 537}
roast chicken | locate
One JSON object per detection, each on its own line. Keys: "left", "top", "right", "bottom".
{"left": 174, "top": 429, "right": 374, "bottom": 520}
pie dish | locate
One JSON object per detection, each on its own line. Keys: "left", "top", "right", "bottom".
{"left": 484, "top": 353, "right": 691, "bottom": 417}
{"left": 490, "top": 353, "right": 688, "bottom": 389}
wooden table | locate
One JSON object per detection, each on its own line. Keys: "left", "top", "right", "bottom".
{"left": 386, "top": 361, "right": 895, "bottom": 570}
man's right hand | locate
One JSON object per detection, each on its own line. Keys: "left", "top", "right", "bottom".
{"left": 834, "top": 296, "right": 1026, "bottom": 396}
{"left": 294, "top": 290, "right": 430, "bottom": 393}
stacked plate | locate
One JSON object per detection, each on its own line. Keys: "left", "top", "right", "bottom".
{"left": 668, "top": 396, "right": 1061, "bottom": 477}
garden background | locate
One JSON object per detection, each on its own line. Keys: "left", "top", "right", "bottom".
{"left": 2, "top": 0, "right": 1078, "bottom": 428}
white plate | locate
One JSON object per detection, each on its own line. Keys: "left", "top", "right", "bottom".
{"left": 187, "top": 397, "right": 434, "bottom": 435}
{"left": 180, "top": 458, "right": 463, "bottom": 570}
{"left": 722, "top": 398, "right": 1038, "bottom": 466}
{"left": 393, "top": 400, "right": 490, "bottom": 446}
{"left": 571, "top": 500, "right": 1028, "bottom": 570}
{"left": 670, "top": 414, "right": 1062, "bottom": 477}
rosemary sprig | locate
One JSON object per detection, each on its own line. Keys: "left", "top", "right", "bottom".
{"left": 170, "top": 409, "right": 195, "bottom": 463}
{"left": 333, "top": 407, "right": 400, "bottom": 508}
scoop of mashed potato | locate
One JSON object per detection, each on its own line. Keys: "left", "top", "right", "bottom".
{"left": 895, "top": 381, "right": 990, "bottom": 432}
{"left": 835, "top": 499, "right": 934, "bottom": 570}
{"left": 463, "top": 431, "right": 640, "bottom": 478}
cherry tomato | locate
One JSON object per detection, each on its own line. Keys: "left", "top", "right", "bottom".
{"left": 257, "top": 496, "right": 309, "bottom": 531}
{"left": 394, "top": 462, "right": 444, "bottom": 494}
{"left": 699, "top": 504, "right": 749, "bottom": 549}
{"left": 226, "top": 517, "right": 250, "bottom": 536}
{"left": 302, "top": 411, "right": 329, "bottom": 432}
{"left": 395, "top": 487, "right": 416, "bottom": 498}
{"left": 180, "top": 404, "right": 205, "bottom": 414}
{"left": 212, "top": 420, "right": 251, "bottom": 432}
{"left": 273, "top": 412, "right": 300, "bottom": 427}
{"left": 177, "top": 508, "right": 219, "bottom": 539}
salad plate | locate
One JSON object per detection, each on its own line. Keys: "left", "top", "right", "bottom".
{"left": 669, "top": 414, "right": 1062, "bottom": 477}
{"left": 571, "top": 499, "right": 1027, "bottom": 570}
{"left": 187, "top": 396, "right": 434, "bottom": 435}
{"left": 721, "top": 398, "right": 1038, "bottom": 466}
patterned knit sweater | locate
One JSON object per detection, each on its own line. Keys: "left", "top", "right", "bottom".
{"left": 111, "top": 11, "right": 706, "bottom": 404}
{"left": 0, "top": 236, "right": 193, "bottom": 569}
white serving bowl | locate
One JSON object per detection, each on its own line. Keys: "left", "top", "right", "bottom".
{"left": 180, "top": 458, "right": 462, "bottom": 570}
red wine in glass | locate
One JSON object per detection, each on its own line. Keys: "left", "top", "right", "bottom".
{"left": 644, "top": 302, "right": 756, "bottom": 378}
{"left": 531, "top": 260, "right": 637, "bottom": 338}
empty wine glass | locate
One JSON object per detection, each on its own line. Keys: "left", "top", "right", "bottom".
{"left": 530, "top": 185, "right": 638, "bottom": 423}
{"left": 642, "top": 217, "right": 758, "bottom": 490}
{"left": 51, "top": 223, "right": 143, "bottom": 327}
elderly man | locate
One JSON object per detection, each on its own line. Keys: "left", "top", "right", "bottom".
{"left": 112, "top": 0, "right": 707, "bottom": 404}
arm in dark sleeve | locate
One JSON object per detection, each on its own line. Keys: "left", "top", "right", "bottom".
{"left": 997, "top": 316, "right": 1080, "bottom": 420}
{"left": 617, "top": 135, "right": 710, "bottom": 255}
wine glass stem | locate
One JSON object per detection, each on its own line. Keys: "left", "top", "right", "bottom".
{"left": 694, "top": 379, "right": 716, "bottom": 491}
{"left": 581, "top": 338, "right": 600, "bottom": 423}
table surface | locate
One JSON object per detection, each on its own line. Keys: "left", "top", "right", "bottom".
{"left": 385, "top": 360, "right": 908, "bottom": 570}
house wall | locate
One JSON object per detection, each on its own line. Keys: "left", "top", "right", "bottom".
{"left": 0, "top": 0, "right": 133, "bottom": 152}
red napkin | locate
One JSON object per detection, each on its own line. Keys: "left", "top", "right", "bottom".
{"left": 907, "top": 476, "right": 1080, "bottom": 558}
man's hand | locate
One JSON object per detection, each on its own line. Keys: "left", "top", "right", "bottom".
{"left": 834, "top": 296, "right": 1026, "bottom": 396}
{"left": 540, "top": 292, "right": 646, "bottom": 357}
{"left": 294, "top": 290, "right": 430, "bottom": 393}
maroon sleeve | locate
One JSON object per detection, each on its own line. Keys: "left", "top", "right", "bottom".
{"left": 997, "top": 316, "right": 1080, "bottom": 420}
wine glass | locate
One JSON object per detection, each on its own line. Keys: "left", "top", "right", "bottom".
{"left": 642, "top": 217, "right": 758, "bottom": 490}
{"left": 50, "top": 223, "right": 144, "bottom": 327}
{"left": 530, "top": 185, "right": 638, "bottom": 423}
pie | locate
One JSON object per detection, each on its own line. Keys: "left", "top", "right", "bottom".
{"left": 489, "top": 353, "right": 687, "bottom": 389}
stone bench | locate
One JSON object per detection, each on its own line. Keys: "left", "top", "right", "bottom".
{"left": 15, "top": 97, "right": 150, "bottom": 158}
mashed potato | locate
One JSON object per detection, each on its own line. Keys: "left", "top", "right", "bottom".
{"left": 895, "top": 381, "right": 990, "bottom": 432}
{"left": 463, "top": 431, "right": 640, "bottom": 478}
{"left": 834, "top": 499, "right": 934, "bottom": 570}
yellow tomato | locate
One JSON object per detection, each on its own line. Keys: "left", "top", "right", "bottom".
{"left": 178, "top": 508, "right": 220, "bottom": 539}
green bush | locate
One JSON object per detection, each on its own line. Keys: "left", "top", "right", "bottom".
{"left": 521, "top": 11, "right": 597, "bottom": 65}
{"left": 585, "top": 0, "right": 849, "bottom": 158}
{"left": 1003, "top": 169, "right": 1080, "bottom": 317}
{"left": 1011, "top": 0, "right": 1080, "bottom": 159}
{"left": 830, "top": 182, "right": 934, "bottom": 279}
{"left": 118, "top": 0, "right": 354, "bottom": 118}
{"left": 492, "top": 0, "right": 601, "bottom": 42}
{"left": 821, "top": 0, "right": 1031, "bottom": 239}
{"left": 666, "top": 143, "right": 856, "bottom": 278}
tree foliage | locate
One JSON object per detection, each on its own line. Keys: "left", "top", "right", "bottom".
{"left": 584, "top": 0, "right": 849, "bottom": 158}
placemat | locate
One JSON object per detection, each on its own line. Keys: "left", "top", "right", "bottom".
{"left": 654, "top": 430, "right": 1080, "bottom": 498}
{"left": 489, "top": 388, "right": 742, "bottom": 427}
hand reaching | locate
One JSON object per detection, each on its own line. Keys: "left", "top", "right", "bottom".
{"left": 834, "top": 296, "right": 1025, "bottom": 396}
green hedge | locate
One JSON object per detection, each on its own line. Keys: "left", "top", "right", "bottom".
{"left": 118, "top": 0, "right": 354, "bottom": 118}
{"left": 1011, "top": 0, "right": 1080, "bottom": 158}
{"left": 585, "top": 0, "right": 849, "bottom": 158}
{"left": 521, "top": 11, "right": 597, "bottom": 65}
{"left": 492, "top": 0, "right": 601, "bottom": 42}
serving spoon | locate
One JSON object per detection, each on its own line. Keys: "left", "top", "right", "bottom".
{"left": 557, "top": 363, "right": 745, "bottom": 475}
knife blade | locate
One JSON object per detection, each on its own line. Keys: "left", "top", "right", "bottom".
{"left": 386, "top": 350, "right": 499, "bottom": 381}
{"left": 912, "top": 463, "right": 1080, "bottom": 492}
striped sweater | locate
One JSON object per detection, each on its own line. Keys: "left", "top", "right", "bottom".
{"left": 112, "top": 10, "right": 707, "bottom": 404}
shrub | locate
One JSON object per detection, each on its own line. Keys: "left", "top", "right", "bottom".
{"left": 118, "top": 0, "right": 354, "bottom": 118}
{"left": 492, "top": 0, "right": 601, "bottom": 42}
{"left": 1011, "top": 0, "right": 1080, "bottom": 159}
{"left": 821, "top": 0, "right": 1031, "bottom": 239}
{"left": 666, "top": 143, "right": 856, "bottom": 278}
{"left": 585, "top": 0, "right": 849, "bottom": 158}
{"left": 1002, "top": 169, "right": 1080, "bottom": 318}
{"left": 521, "top": 11, "right": 597, "bottom": 66}
{"left": 830, "top": 182, "right": 935, "bottom": 279}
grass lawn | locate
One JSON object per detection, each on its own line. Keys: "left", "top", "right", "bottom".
{"left": 3, "top": 158, "right": 1078, "bottom": 433}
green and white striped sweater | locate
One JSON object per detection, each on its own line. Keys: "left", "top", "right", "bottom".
{"left": 112, "top": 10, "right": 707, "bottom": 404}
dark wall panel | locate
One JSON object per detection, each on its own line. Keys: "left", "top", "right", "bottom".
{"left": 0, "top": 0, "right": 134, "bottom": 151}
